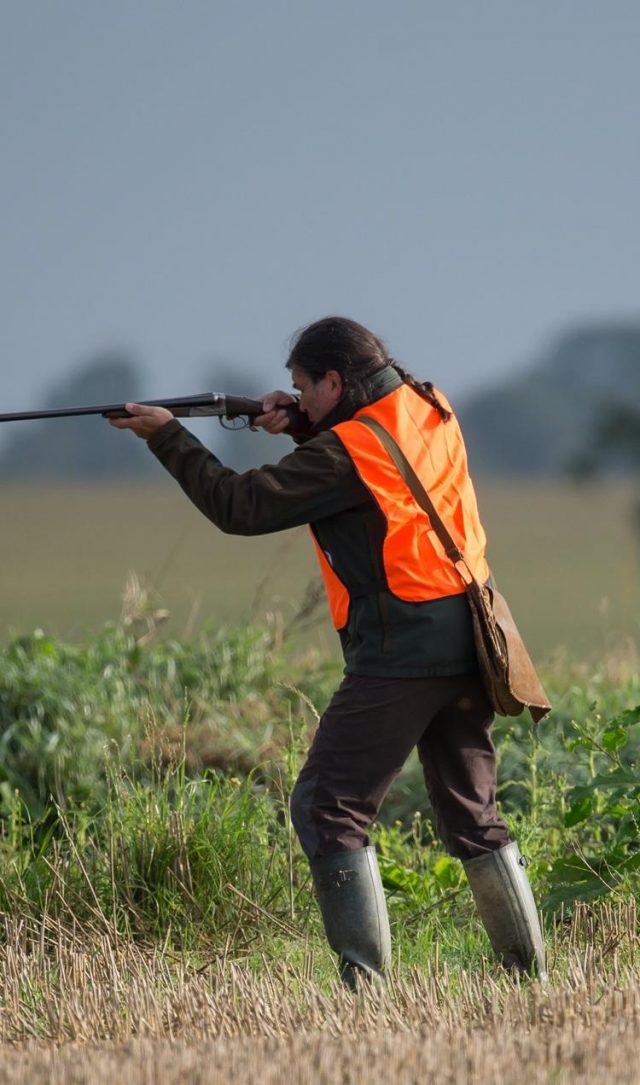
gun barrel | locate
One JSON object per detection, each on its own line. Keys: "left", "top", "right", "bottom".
{"left": 0, "top": 404, "right": 122, "bottom": 422}
{"left": 0, "top": 393, "right": 231, "bottom": 423}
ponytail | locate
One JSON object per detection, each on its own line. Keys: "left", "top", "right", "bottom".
{"left": 389, "top": 360, "right": 452, "bottom": 422}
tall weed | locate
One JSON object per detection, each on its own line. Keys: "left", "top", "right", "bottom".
{"left": 0, "top": 618, "right": 638, "bottom": 957}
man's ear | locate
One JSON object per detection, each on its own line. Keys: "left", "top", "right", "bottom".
{"left": 325, "top": 370, "right": 344, "bottom": 397}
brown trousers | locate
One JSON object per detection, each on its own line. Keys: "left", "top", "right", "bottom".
{"left": 290, "top": 672, "right": 511, "bottom": 862}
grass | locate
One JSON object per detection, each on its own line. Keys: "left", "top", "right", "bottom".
{"left": 0, "top": 617, "right": 638, "bottom": 951}
{"left": 1, "top": 478, "right": 639, "bottom": 656}
{"left": 1, "top": 489, "right": 640, "bottom": 1081}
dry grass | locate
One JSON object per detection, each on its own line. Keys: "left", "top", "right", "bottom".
{"left": 0, "top": 903, "right": 639, "bottom": 1083}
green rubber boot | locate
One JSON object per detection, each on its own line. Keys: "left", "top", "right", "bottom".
{"left": 310, "top": 845, "right": 391, "bottom": 989}
{"left": 463, "top": 842, "right": 547, "bottom": 979}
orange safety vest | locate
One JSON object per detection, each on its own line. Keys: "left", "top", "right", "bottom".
{"left": 310, "top": 383, "right": 489, "bottom": 630}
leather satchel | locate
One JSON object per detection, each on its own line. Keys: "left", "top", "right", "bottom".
{"left": 357, "top": 416, "right": 551, "bottom": 723}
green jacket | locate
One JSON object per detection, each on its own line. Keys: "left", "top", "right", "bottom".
{"left": 147, "top": 368, "right": 479, "bottom": 678}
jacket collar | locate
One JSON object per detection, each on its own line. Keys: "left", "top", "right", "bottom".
{"left": 311, "top": 366, "right": 403, "bottom": 434}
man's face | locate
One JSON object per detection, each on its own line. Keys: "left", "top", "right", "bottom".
{"left": 290, "top": 364, "right": 344, "bottom": 425}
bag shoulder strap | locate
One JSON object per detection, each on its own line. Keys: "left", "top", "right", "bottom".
{"left": 356, "top": 415, "right": 474, "bottom": 581}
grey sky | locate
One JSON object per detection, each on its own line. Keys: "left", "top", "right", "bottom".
{"left": 1, "top": 0, "right": 639, "bottom": 418}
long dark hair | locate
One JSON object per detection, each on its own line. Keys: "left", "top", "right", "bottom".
{"left": 286, "top": 316, "right": 451, "bottom": 421}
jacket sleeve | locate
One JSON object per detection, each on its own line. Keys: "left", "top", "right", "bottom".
{"left": 146, "top": 419, "right": 371, "bottom": 535}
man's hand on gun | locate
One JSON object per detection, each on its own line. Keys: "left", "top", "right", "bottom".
{"left": 251, "top": 391, "right": 297, "bottom": 434}
{"left": 107, "top": 403, "right": 174, "bottom": 439}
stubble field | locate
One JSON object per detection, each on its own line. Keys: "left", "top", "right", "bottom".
{"left": 0, "top": 904, "right": 639, "bottom": 1084}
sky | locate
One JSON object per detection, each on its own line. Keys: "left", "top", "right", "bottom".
{"left": 1, "top": 1, "right": 639, "bottom": 418}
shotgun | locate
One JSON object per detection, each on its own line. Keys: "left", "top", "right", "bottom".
{"left": 0, "top": 393, "right": 310, "bottom": 436}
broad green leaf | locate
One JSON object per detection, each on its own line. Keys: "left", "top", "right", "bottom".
{"left": 606, "top": 705, "right": 640, "bottom": 730}
{"left": 543, "top": 879, "right": 611, "bottom": 913}
{"left": 548, "top": 853, "right": 621, "bottom": 881}
{"left": 564, "top": 796, "right": 593, "bottom": 827}
{"left": 433, "top": 856, "right": 462, "bottom": 889}
{"left": 601, "top": 727, "right": 628, "bottom": 752}
{"left": 378, "top": 857, "right": 425, "bottom": 897}
{"left": 588, "top": 768, "right": 639, "bottom": 791}
{"left": 566, "top": 784, "right": 594, "bottom": 803}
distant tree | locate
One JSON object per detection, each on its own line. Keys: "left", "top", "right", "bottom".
{"left": 568, "top": 401, "right": 640, "bottom": 539}
{"left": 569, "top": 403, "right": 640, "bottom": 479}
{"left": 458, "top": 323, "right": 640, "bottom": 477}
{"left": 0, "top": 353, "right": 155, "bottom": 480}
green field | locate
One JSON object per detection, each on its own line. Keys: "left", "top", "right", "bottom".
{"left": 1, "top": 478, "right": 638, "bottom": 659}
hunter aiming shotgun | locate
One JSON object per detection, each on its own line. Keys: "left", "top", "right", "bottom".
{"left": 0, "top": 392, "right": 308, "bottom": 434}
{"left": 5, "top": 314, "right": 552, "bottom": 988}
